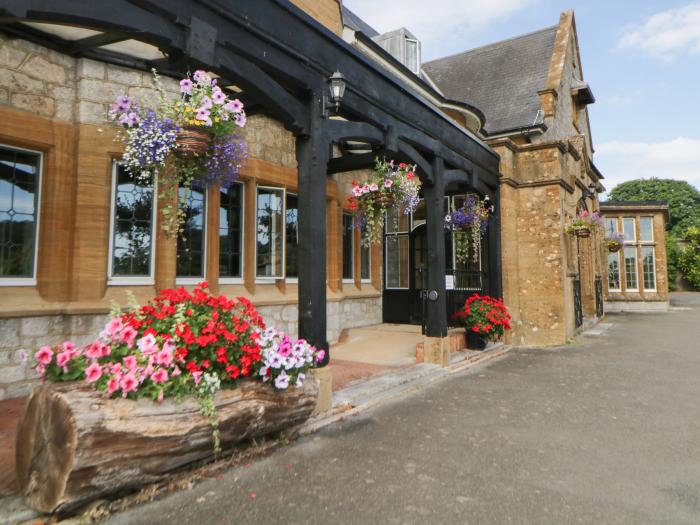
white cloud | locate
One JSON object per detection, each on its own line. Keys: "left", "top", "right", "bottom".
{"left": 343, "top": 0, "right": 532, "bottom": 55}
{"left": 596, "top": 137, "right": 700, "bottom": 194}
{"left": 618, "top": 3, "right": 700, "bottom": 60}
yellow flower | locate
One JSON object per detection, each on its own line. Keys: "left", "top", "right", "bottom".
{"left": 215, "top": 117, "right": 220, "bottom": 122}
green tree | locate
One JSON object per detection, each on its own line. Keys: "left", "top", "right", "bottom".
{"left": 607, "top": 179, "right": 700, "bottom": 236}
{"left": 678, "top": 227, "right": 700, "bottom": 290}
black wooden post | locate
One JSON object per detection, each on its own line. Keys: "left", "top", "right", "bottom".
{"left": 296, "top": 92, "right": 330, "bottom": 364}
{"left": 488, "top": 186, "right": 503, "bottom": 299}
{"left": 423, "top": 157, "right": 448, "bottom": 337}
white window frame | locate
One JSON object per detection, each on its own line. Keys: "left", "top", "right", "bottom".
{"left": 623, "top": 246, "right": 639, "bottom": 292}
{"left": 176, "top": 186, "right": 208, "bottom": 286}
{"left": 604, "top": 217, "right": 619, "bottom": 237}
{"left": 405, "top": 37, "right": 421, "bottom": 75}
{"left": 360, "top": 235, "right": 372, "bottom": 284}
{"left": 622, "top": 217, "right": 636, "bottom": 243}
{"left": 0, "top": 143, "right": 42, "bottom": 286}
{"left": 108, "top": 161, "right": 157, "bottom": 286}
{"left": 384, "top": 208, "right": 410, "bottom": 290}
{"left": 342, "top": 212, "right": 354, "bottom": 284}
{"left": 641, "top": 245, "right": 657, "bottom": 292}
{"left": 607, "top": 251, "right": 622, "bottom": 292}
{"left": 639, "top": 216, "right": 654, "bottom": 243}
{"left": 219, "top": 181, "right": 245, "bottom": 285}
{"left": 254, "top": 185, "right": 285, "bottom": 282}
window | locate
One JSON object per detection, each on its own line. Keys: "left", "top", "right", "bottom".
{"left": 109, "top": 163, "right": 155, "bottom": 281}
{"left": 342, "top": 213, "right": 354, "bottom": 281}
{"left": 639, "top": 217, "right": 653, "bottom": 242}
{"left": 607, "top": 252, "right": 621, "bottom": 291}
{"left": 641, "top": 246, "right": 656, "bottom": 291}
{"left": 177, "top": 185, "right": 206, "bottom": 280}
{"left": 604, "top": 217, "right": 618, "bottom": 237}
{"left": 219, "top": 183, "right": 243, "bottom": 280}
{"left": 285, "top": 193, "right": 298, "bottom": 279}
{"left": 360, "top": 234, "right": 371, "bottom": 281}
{"left": 622, "top": 217, "right": 636, "bottom": 242}
{"left": 624, "top": 246, "right": 638, "bottom": 291}
{"left": 385, "top": 206, "right": 410, "bottom": 289}
{"left": 405, "top": 38, "right": 420, "bottom": 74}
{"left": 256, "top": 187, "right": 284, "bottom": 278}
{"left": 0, "top": 145, "right": 41, "bottom": 282}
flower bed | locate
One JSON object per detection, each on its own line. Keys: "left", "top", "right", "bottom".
{"left": 17, "top": 283, "right": 323, "bottom": 513}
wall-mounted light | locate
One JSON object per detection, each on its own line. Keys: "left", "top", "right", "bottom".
{"left": 585, "top": 182, "right": 598, "bottom": 199}
{"left": 323, "top": 70, "right": 346, "bottom": 118}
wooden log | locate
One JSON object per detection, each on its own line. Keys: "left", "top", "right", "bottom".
{"left": 15, "top": 379, "right": 318, "bottom": 514}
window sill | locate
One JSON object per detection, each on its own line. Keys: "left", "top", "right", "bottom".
{"left": 0, "top": 278, "right": 36, "bottom": 286}
{"left": 108, "top": 278, "right": 155, "bottom": 286}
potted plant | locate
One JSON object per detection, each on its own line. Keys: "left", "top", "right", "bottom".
{"left": 348, "top": 159, "right": 421, "bottom": 246}
{"left": 566, "top": 210, "right": 603, "bottom": 238}
{"left": 444, "top": 195, "right": 493, "bottom": 263}
{"left": 453, "top": 294, "right": 512, "bottom": 350}
{"left": 605, "top": 231, "right": 623, "bottom": 252}
{"left": 109, "top": 70, "right": 248, "bottom": 237}
{"left": 18, "top": 283, "right": 324, "bottom": 513}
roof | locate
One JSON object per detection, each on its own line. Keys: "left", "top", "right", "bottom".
{"left": 342, "top": 6, "right": 379, "bottom": 37}
{"left": 423, "top": 26, "right": 558, "bottom": 135}
{"left": 600, "top": 201, "right": 671, "bottom": 221}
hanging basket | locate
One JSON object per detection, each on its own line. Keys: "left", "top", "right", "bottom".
{"left": 174, "top": 127, "right": 212, "bottom": 157}
{"left": 373, "top": 192, "right": 395, "bottom": 208}
{"left": 607, "top": 241, "right": 621, "bottom": 253}
{"left": 575, "top": 227, "right": 591, "bottom": 238}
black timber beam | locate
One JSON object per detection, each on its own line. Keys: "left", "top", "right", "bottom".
{"left": 65, "top": 32, "right": 130, "bottom": 55}
{"left": 326, "top": 120, "right": 384, "bottom": 145}
{"left": 327, "top": 151, "right": 381, "bottom": 174}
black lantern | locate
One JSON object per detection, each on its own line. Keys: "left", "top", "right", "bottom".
{"left": 323, "top": 70, "right": 346, "bottom": 117}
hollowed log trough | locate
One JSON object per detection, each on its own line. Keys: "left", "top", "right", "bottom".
{"left": 15, "top": 379, "right": 318, "bottom": 514}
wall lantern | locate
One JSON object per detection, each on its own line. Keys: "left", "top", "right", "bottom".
{"left": 584, "top": 182, "right": 598, "bottom": 199}
{"left": 323, "top": 70, "right": 346, "bottom": 118}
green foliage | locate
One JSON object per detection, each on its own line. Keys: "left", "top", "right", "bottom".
{"left": 666, "top": 234, "right": 681, "bottom": 291}
{"left": 678, "top": 228, "right": 700, "bottom": 290}
{"left": 607, "top": 179, "right": 700, "bottom": 235}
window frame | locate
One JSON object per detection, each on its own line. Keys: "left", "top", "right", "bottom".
{"left": 384, "top": 208, "right": 410, "bottom": 290}
{"left": 284, "top": 191, "right": 299, "bottom": 284}
{"left": 218, "top": 181, "right": 245, "bottom": 285}
{"left": 175, "top": 185, "right": 208, "bottom": 285}
{"left": 641, "top": 245, "right": 657, "bottom": 292}
{"left": 107, "top": 161, "right": 157, "bottom": 286}
{"left": 342, "top": 212, "right": 354, "bottom": 284}
{"left": 360, "top": 232, "right": 372, "bottom": 284}
{"left": 607, "top": 251, "right": 622, "bottom": 292}
{"left": 622, "top": 217, "right": 636, "bottom": 243}
{"left": 639, "top": 216, "right": 654, "bottom": 243}
{"left": 623, "top": 245, "right": 639, "bottom": 292}
{"left": 0, "top": 143, "right": 43, "bottom": 286}
{"left": 254, "top": 185, "right": 286, "bottom": 282}
{"left": 405, "top": 37, "right": 420, "bottom": 75}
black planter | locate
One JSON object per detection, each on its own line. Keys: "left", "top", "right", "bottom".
{"left": 467, "top": 332, "right": 487, "bottom": 350}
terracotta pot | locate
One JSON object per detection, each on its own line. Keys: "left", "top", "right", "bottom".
{"left": 467, "top": 331, "right": 487, "bottom": 350}
{"left": 174, "top": 128, "right": 211, "bottom": 157}
{"left": 373, "top": 192, "right": 395, "bottom": 208}
{"left": 607, "top": 241, "right": 621, "bottom": 253}
{"left": 576, "top": 227, "right": 591, "bottom": 238}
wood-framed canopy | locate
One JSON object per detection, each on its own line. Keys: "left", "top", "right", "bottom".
{"left": 0, "top": 0, "right": 503, "bottom": 360}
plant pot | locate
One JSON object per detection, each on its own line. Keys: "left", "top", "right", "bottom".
{"left": 576, "top": 227, "right": 591, "bottom": 238}
{"left": 174, "top": 128, "right": 211, "bottom": 157}
{"left": 467, "top": 331, "right": 488, "bottom": 350}
{"left": 607, "top": 241, "right": 621, "bottom": 253}
{"left": 373, "top": 192, "right": 395, "bottom": 208}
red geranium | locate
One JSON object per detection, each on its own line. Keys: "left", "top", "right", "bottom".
{"left": 453, "top": 294, "right": 511, "bottom": 340}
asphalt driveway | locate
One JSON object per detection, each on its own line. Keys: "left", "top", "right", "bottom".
{"left": 108, "top": 293, "right": 700, "bottom": 525}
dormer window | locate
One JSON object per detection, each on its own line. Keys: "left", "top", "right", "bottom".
{"left": 373, "top": 28, "right": 422, "bottom": 76}
{"left": 405, "top": 38, "right": 420, "bottom": 74}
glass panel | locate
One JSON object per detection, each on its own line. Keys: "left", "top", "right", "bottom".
{"left": 639, "top": 217, "right": 653, "bottom": 242}
{"left": 642, "top": 246, "right": 656, "bottom": 290}
{"left": 607, "top": 252, "right": 621, "bottom": 291}
{"left": 342, "top": 213, "right": 353, "bottom": 280}
{"left": 604, "top": 218, "right": 618, "bottom": 237}
{"left": 360, "top": 234, "right": 371, "bottom": 280}
{"left": 385, "top": 206, "right": 410, "bottom": 234}
{"left": 285, "top": 194, "right": 298, "bottom": 278}
{"left": 624, "top": 246, "right": 638, "bottom": 290}
{"left": 219, "top": 183, "right": 243, "bottom": 278}
{"left": 111, "top": 165, "right": 154, "bottom": 277}
{"left": 411, "top": 198, "right": 426, "bottom": 230}
{"left": 623, "top": 218, "right": 636, "bottom": 242}
{"left": 256, "top": 187, "right": 284, "bottom": 278}
{"left": 398, "top": 236, "right": 409, "bottom": 288}
{"left": 405, "top": 39, "right": 418, "bottom": 73}
{"left": 177, "top": 185, "right": 206, "bottom": 278}
{"left": 0, "top": 145, "right": 40, "bottom": 278}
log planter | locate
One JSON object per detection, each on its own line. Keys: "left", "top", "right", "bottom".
{"left": 15, "top": 379, "right": 318, "bottom": 514}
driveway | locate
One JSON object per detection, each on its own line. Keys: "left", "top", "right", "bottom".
{"left": 108, "top": 294, "right": 700, "bottom": 524}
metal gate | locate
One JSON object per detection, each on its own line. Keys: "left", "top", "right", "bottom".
{"left": 573, "top": 278, "right": 583, "bottom": 328}
{"left": 595, "top": 275, "right": 604, "bottom": 318}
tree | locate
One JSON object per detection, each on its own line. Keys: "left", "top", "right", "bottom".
{"left": 678, "top": 227, "right": 700, "bottom": 290}
{"left": 607, "top": 179, "right": 700, "bottom": 236}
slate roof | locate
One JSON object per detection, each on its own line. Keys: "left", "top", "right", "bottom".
{"left": 342, "top": 6, "right": 379, "bottom": 38}
{"left": 423, "top": 26, "right": 558, "bottom": 135}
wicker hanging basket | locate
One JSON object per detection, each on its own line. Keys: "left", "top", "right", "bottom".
{"left": 575, "top": 227, "right": 591, "bottom": 238}
{"left": 607, "top": 240, "right": 621, "bottom": 253}
{"left": 174, "top": 128, "right": 212, "bottom": 157}
{"left": 373, "top": 192, "right": 395, "bottom": 208}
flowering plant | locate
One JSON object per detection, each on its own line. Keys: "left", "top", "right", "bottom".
{"left": 453, "top": 294, "right": 512, "bottom": 341}
{"left": 445, "top": 195, "right": 492, "bottom": 263}
{"left": 32, "top": 283, "right": 323, "bottom": 454}
{"left": 604, "top": 231, "right": 623, "bottom": 252}
{"left": 566, "top": 210, "right": 603, "bottom": 236}
{"left": 109, "top": 70, "right": 248, "bottom": 237}
{"left": 348, "top": 159, "right": 421, "bottom": 246}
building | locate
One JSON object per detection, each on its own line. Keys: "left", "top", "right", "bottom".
{"left": 0, "top": 1, "right": 605, "bottom": 401}
{"left": 600, "top": 201, "right": 670, "bottom": 312}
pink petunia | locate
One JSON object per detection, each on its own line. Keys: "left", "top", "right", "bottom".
{"left": 120, "top": 372, "right": 138, "bottom": 394}
{"left": 120, "top": 326, "right": 137, "bottom": 348}
{"left": 196, "top": 107, "right": 211, "bottom": 121}
{"left": 107, "top": 376, "right": 119, "bottom": 395}
{"left": 56, "top": 351, "right": 71, "bottom": 368}
{"left": 171, "top": 367, "right": 182, "bottom": 377}
{"left": 227, "top": 99, "right": 244, "bottom": 114}
{"left": 192, "top": 370, "right": 203, "bottom": 387}
{"left": 137, "top": 333, "right": 158, "bottom": 355}
{"left": 315, "top": 350, "right": 326, "bottom": 363}
{"left": 123, "top": 355, "right": 137, "bottom": 370}
{"left": 85, "top": 362, "right": 102, "bottom": 383}
{"left": 369, "top": 183, "right": 379, "bottom": 192}
{"left": 62, "top": 341, "right": 76, "bottom": 355}
{"left": 235, "top": 112, "right": 246, "bottom": 127}
{"left": 155, "top": 347, "right": 173, "bottom": 367}
{"left": 151, "top": 368, "right": 168, "bottom": 384}
{"left": 86, "top": 341, "right": 103, "bottom": 359}
{"left": 352, "top": 186, "right": 363, "bottom": 197}
{"left": 212, "top": 88, "right": 226, "bottom": 105}
{"left": 157, "top": 390, "right": 164, "bottom": 403}
{"left": 34, "top": 346, "right": 53, "bottom": 366}
{"left": 105, "top": 317, "right": 123, "bottom": 338}
{"left": 384, "top": 179, "right": 393, "bottom": 188}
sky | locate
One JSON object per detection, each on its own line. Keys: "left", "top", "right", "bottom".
{"left": 343, "top": 0, "right": 700, "bottom": 194}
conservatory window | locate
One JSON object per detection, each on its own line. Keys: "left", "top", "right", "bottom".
{"left": 622, "top": 217, "right": 636, "bottom": 242}
{"left": 641, "top": 246, "right": 656, "bottom": 291}
{"left": 360, "top": 232, "right": 371, "bottom": 282}
{"left": 219, "top": 183, "right": 244, "bottom": 281}
{"left": 256, "top": 186, "right": 285, "bottom": 278}
{"left": 342, "top": 213, "right": 354, "bottom": 281}
{"left": 0, "top": 144, "right": 41, "bottom": 284}
{"left": 623, "top": 246, "right": 638, "bottom": 291}
{"left": 109, "top": 163, "right": 156, "bottom": 282}
{"left": 176, "top": 185, "right": 206, "bottom": 281}
{"left": 607, "top": 252, "right": 621, "bottom": 291}
{"left": 639, "top": 217, "right": 654, "bottom": 242}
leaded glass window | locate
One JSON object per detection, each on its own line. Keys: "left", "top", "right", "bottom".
{"left": 0, "top": 145, "right": 41, "bottom": 279}
{"left": 256, "top": 187, "right": 284, "bottom": 278}
{"left": 642, "top": 246, "right": 656, "bottom": 290}
{"left": 607, "top": 252, "right": 621, "bottom": 291}
{"left": 177, "top": 185, "right": 206, "bottom": 278}
{"left": 286, "top": 193, "right": 299, "bottom": 279}
{"left": 110, "top": 164, "right": 155, "bottom": 278}
{"left": 219, "top": 183, "right": 243, "bottom": 279}
{"left": 624, "top": 246, "right": 638, "bottom": 291}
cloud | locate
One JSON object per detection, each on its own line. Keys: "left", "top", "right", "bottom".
{"left": 596, "top": 137, "right": 700, "bottom": 194}
{"left": 343, "top": 0, "right": 532, "bottom": 56}
{"left": 618, "top": 3, "right": 700, "bottom": 60}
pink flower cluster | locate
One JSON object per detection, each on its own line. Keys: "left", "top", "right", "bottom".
{"left": 257, "top": 328, "right": 324, "bottom": 390}
{"left": 34, "top": 341, "right": 79, "bottom": 377}
{"left": 179, "top": 70, "right": 246, "bottom": 128}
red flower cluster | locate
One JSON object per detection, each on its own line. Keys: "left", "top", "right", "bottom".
{"left": 454, "top": 294, "right": 512, "bottom": 340}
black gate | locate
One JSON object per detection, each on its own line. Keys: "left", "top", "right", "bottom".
{"left": 573, "top": 278, "right": 583, "bottom": 328}
{"left": 595, "top": 275, "right": 604, "bottom": 318}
